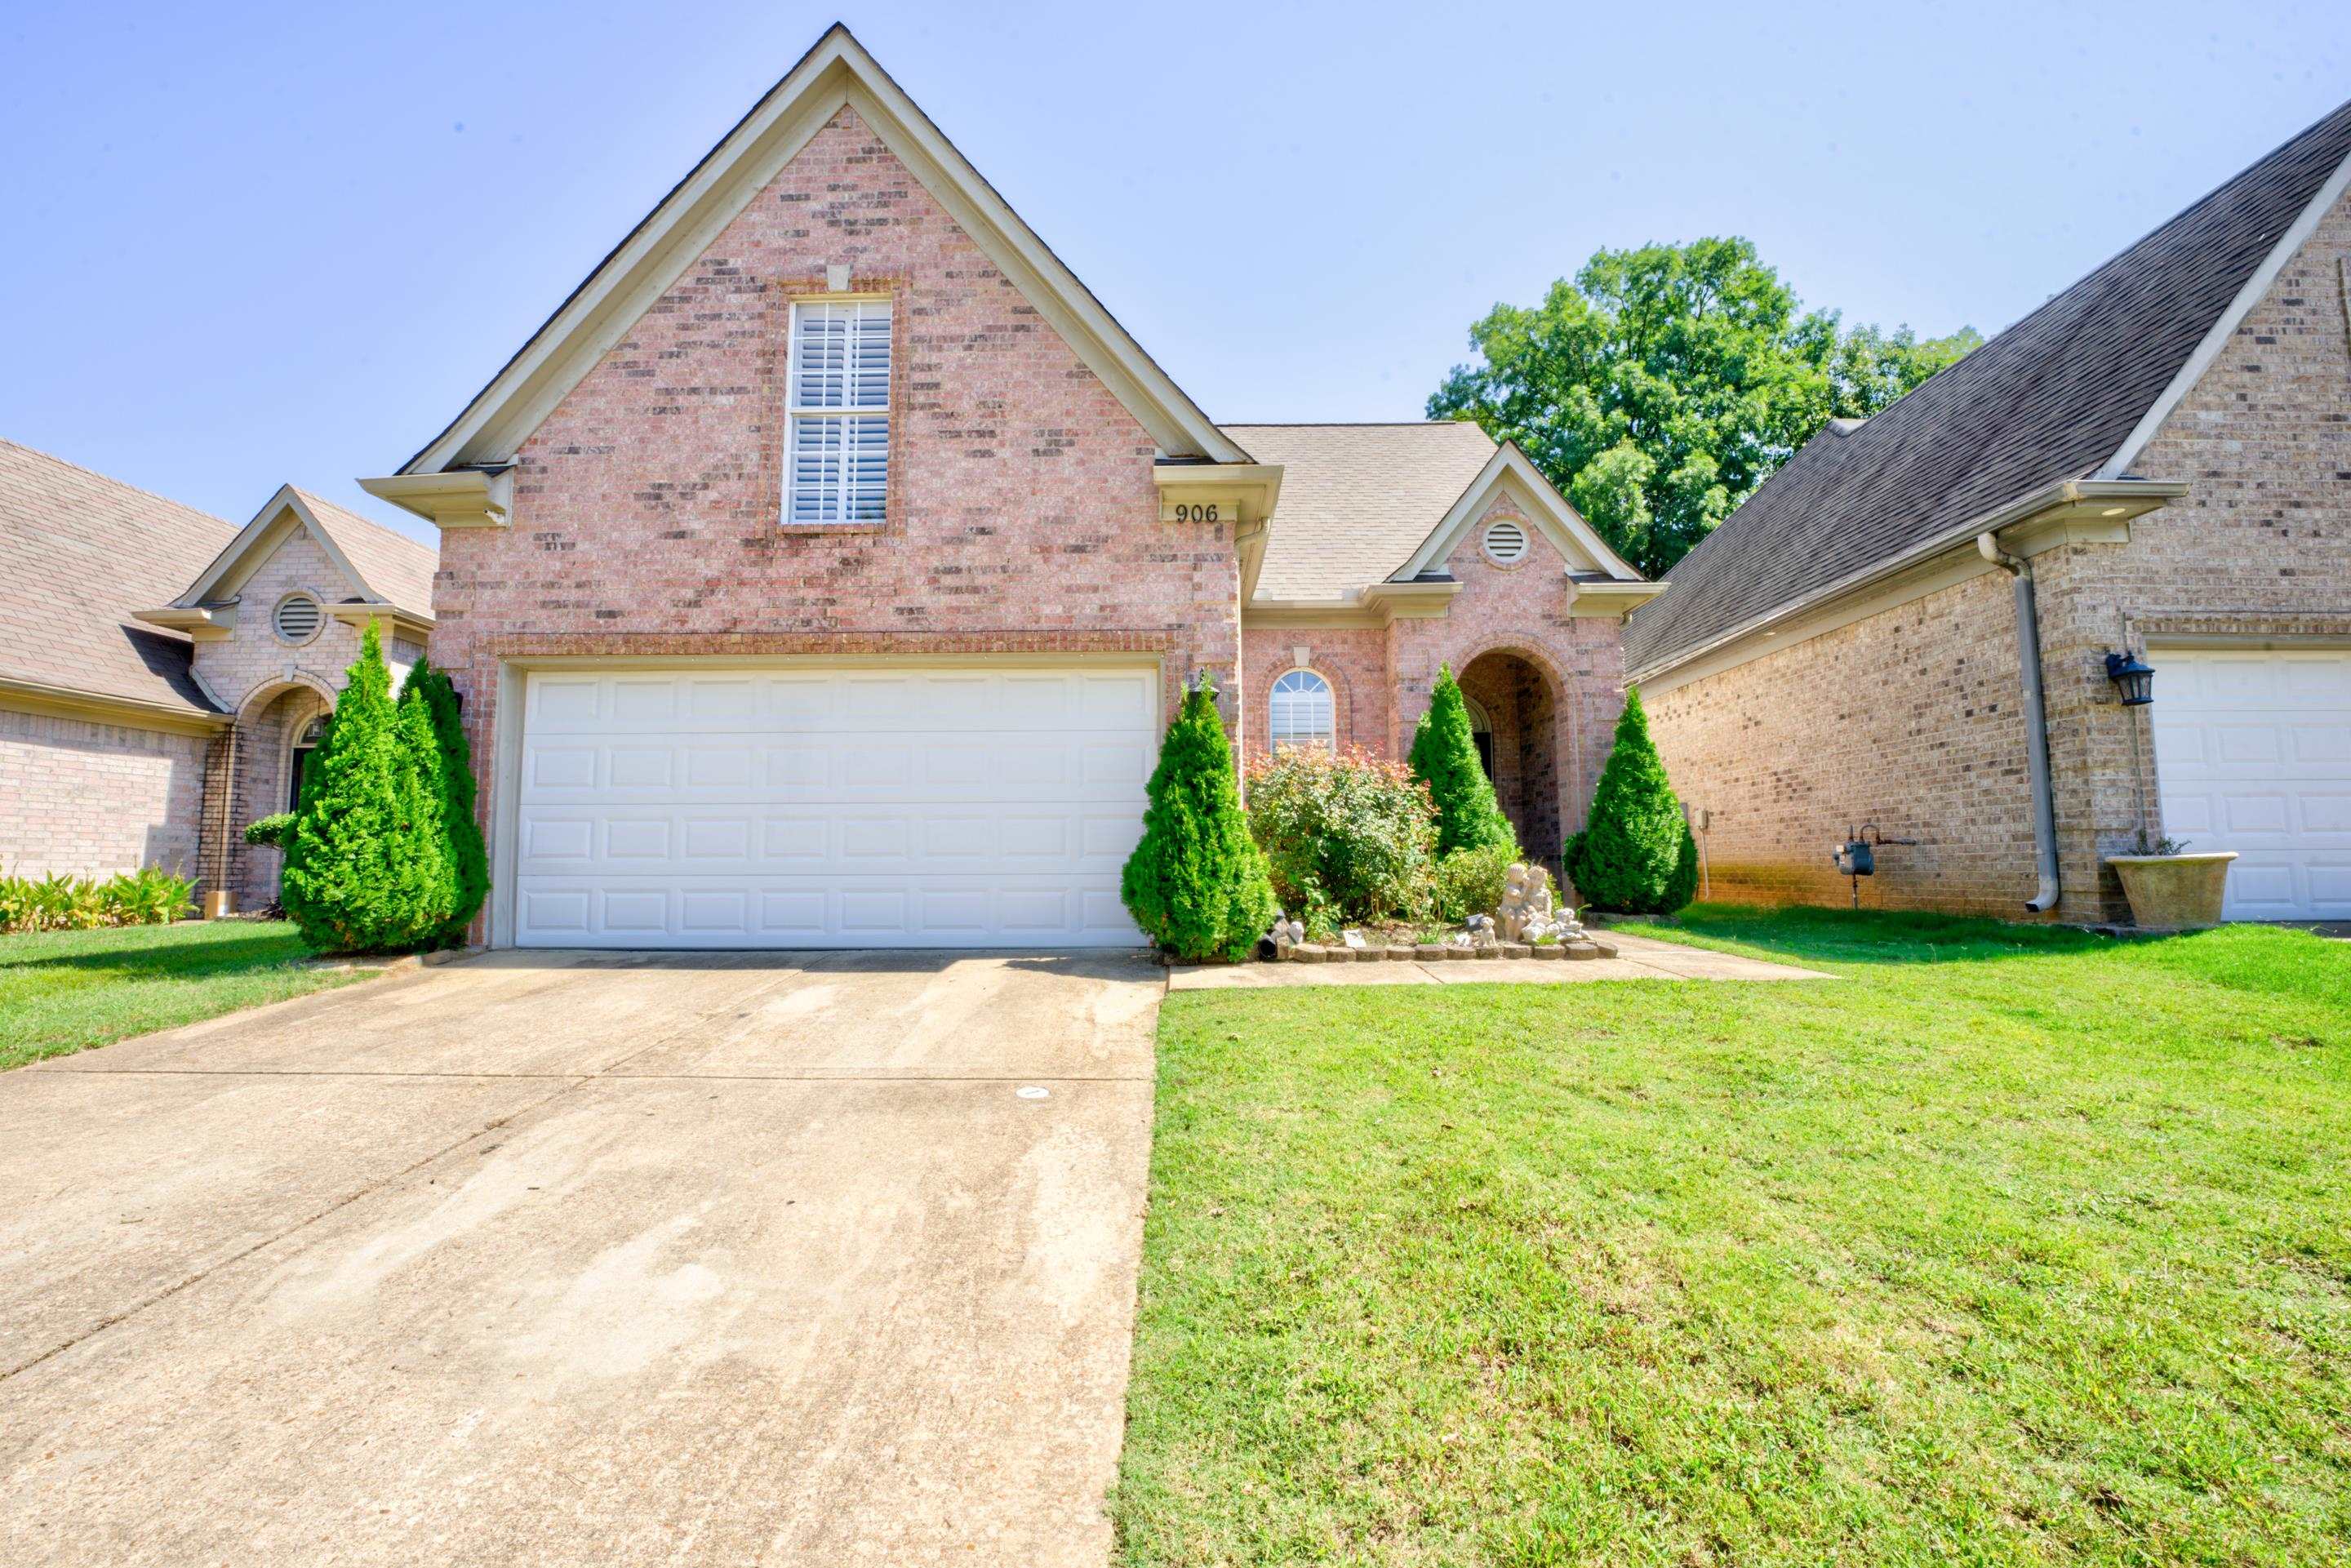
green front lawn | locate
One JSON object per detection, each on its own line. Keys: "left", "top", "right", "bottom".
{"left": 1115, "top": 907, "right": 2351, "bottom": 1566}
{"left": 0, "top": 919, "right": 366, "bottom": 1070}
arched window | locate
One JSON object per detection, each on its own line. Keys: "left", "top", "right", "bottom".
{"left": 1269, "top": 669, "right": 1335, "bottom": 753}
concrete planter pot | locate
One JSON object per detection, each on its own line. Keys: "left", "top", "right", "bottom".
{"left": 2105, "top": 851, "right": 2238, "bottom": 931}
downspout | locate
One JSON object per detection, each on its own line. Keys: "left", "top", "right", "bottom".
{"left": 1975, "top": 533, "right": 2061, "bottom": 913}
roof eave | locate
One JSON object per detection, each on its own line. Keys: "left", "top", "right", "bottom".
{"left": 1626, "top": 478, "right": 2187, "bottom": 685}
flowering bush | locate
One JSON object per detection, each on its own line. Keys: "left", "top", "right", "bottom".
{"left": 1246, "top": 748, "right": 1438, "bottom": 926}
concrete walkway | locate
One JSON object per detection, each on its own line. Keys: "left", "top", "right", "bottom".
{"left": 1170, "top": 929, "right": 1828, "bottom": 989}
{"left": 0, "top": 948, "right": 1162, "bottom": 1567}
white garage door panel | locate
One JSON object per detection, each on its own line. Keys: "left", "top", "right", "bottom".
{"left": 515, "top": 667, "right": 1155, "bottom": 948}
{"left": 2151, "top": 648, "right": 2351, "bottom": 921}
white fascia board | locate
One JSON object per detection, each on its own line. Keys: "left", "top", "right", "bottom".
{"left": 2096, "top": 144, "right": 2351, "bottom": 480}
{"left": 171, "top": 486, "right": 373, "bottom": 611}
{"left": 403, "top": 26, "right": 1244, "bottom": 476}
{"left": 1390, "top": 444, "right": 1645, "bottom": 584}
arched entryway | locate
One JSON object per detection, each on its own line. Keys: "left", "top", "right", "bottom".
{"left": 232, "top": 682, "right": 333, "bottom": 908}
{"left": 1458, "top": 649, "right": 1562, "bottom": 871}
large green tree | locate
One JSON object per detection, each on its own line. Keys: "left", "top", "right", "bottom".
{"left": 1429, "top": 238, "right": 1979, "bottom": 575}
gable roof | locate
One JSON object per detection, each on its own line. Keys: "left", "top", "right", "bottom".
{"left": 1388, "top": 442, "right": 1647, "bottom": 584}
{"left": 397, "top": 24, "right": 1247, "bottom": 477}
{"left": 170, "top": 486, "right": 438, "bottom": 623}
{"left": 0, "top": 438, "right": 236, "bottom": 718}
{"left": 1228, "top": 423, "right": 1500, "bottom": 602}
{"left": 1625, "top": 96, "right": 2351, "bottom": 679}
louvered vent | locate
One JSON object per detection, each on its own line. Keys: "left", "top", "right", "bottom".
{"left": 1482, "top": 519, "right": 1529, "bottom": 563}
{"left": 273, "top": 593, "right": 322, "bottom": 642}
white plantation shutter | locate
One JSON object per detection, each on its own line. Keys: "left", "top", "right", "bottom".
{"left": 787, "top": 300, "right": 891, "bottom": 523}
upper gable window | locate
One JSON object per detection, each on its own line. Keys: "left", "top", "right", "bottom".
{"left": 785, "top": 299, "right": 892, "bottom": 525}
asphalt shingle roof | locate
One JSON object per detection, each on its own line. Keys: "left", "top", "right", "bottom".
{"left": 0, "top": 439, "right": 237, "bottom": 717}
{"left": 1224, "top": 422, "right": 1498, "bottom": 602}
{"left": 287, "top": 489, "right": 438, "bottom": 621}
{"left": 1624, "top": 99, "right": 2351, "bottom": 677}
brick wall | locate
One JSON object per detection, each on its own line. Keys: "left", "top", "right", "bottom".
{"left": 1238, "top": 625, "right": 1388, "bottom": 761}
{"left": 0, "top": 707, "right": 208, "bottom": 879}
{"left": 1647, "top": 569, "right": 2042, "bottom": 914}
{"left": 428, "top": 107, "right": 1243, "bottom": 913}
{"left": 1645, "top": 184, "right": 2351, "bottom": 921}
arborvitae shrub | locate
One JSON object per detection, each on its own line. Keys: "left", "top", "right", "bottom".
{"left": 280, "top": 623, "right": 451, "bottom": 953}
{"left": 1562, "top": 686, "right": 1696, "bottom": 914}
{"left": 405, "top": 657, "right": 488, "bottom": 945}
{"left": 1121, "top": 680, "right": 1276, "bottom": 962}
{"left": 1407, "top": 665, "right": 1516, "bottom": 856}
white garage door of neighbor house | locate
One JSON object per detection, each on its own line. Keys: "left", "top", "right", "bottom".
{"left": 2151, "top": 647, "right": 2351, "bottom": 921}
{"left": 513, "top": 665, "right": 1157, "bottom": 948}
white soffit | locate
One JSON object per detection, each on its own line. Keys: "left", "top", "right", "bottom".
{"left": 403, "top": 24, "right": 1247, "bottom": 474}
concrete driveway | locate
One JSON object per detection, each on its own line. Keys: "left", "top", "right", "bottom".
{"left": 0, "top": 948, "right": 1163, "bottom": 1566}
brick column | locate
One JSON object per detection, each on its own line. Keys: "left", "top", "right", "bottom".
{"left": 195, "top": 726, "right": 237, "bottom": 905}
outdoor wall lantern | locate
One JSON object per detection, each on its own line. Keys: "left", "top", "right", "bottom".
{"left": 2104, "top": 650, "right": 2156, "bottom": 706}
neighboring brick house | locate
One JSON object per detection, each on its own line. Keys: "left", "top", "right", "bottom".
{"left": 1626, "top": 102, "right": 2351, "bottom": 924}
{"left": 0, "top": 438, "right": 436, "bottom": 907}
{"left": 360, "top": 26, "right": 1659, "bottom": 950}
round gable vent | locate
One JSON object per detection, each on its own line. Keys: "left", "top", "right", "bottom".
{"left": 273, "top": 593, "right": 323, "bottom": 644}
{"left": 1482, "top": 518, "right": 1529, "bottom": 564}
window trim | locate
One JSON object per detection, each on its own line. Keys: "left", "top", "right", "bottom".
{"left": 272, "top": 591, "right": 324, "bottom": 646}
{"left": 782, "top": 293, "right": 896, "bottom": 529}
{"left": 1268, "top": 666, "right": 1337, "bottom": 754}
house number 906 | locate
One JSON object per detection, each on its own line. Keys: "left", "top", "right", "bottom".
{"left": 1171, "top": 503, "right": 1220, "bottom": 522}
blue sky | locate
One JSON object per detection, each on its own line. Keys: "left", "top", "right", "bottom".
{"left": 3, "top": 1, "right": 2345, "bottom": 547}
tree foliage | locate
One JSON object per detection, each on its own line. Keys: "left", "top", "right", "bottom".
{"left": 1122, "top": 681, "right": 1277, "bottom": 962}
{"left": 1429, "top": 237, "right": 1980, "bottom": 575}
{"left": 1563, "top": 688, "right": 1697, "bottom": 915}
{"left": 281, "top": 623, "right": 453, "bottom": 953}
{"left": 403, "top": 657, "right": 489, "bottom": 944}
{"left": 1407, "top": 666, "right": 1516, "bottom": 857}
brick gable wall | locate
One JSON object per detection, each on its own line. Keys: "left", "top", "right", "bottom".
{"left": 427, "top": 109, "right": 1243, "bottom": 896}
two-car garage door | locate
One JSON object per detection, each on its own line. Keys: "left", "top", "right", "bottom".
{"left": 2152, "top": 648, "right": 2351, "bottom": 921}
{"left": 513, "top": 664, "right": 1156, "bottom": 948}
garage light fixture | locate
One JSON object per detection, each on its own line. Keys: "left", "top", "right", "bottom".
{"left": 2104, "top": 649, "right": 2155, "bottom": 706}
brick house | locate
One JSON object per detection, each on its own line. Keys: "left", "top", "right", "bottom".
{"left": 359, "top": 26, "right": 1658, "bottom": 950}
{"left": 0, "top": 439, "right": 435, "bottom": 907}
{"left": 1627, "top": 103, "right": 2351, "bottom": 924}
